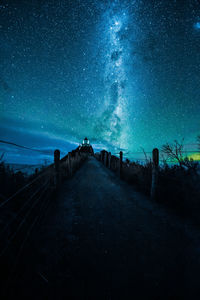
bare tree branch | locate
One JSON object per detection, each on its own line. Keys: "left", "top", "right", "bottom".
{"left": 197, "top": 135, "right": 200, "bottom": 150}
{"left": 161, "top": 139, "right": 184, "bottom": 166}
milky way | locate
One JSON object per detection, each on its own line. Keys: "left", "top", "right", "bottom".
{"left": 0, "top": 0, "right": 200, "bottom": 163}
{"left": 94, "top": 3, "right": 130, "bottom": 149}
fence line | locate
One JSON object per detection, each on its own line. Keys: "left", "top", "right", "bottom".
{"left": 0, "top": 183, "right": 50, "bottom": 258}
{"left": 2, "top": 184, "right": 54, "bottom": 297}
{"left": 96, "top": 147, "right": 199, "bottom": 201}
{"left": 4, "top": 187, "right": 51, "bottom": 294}
{"left": 0, "top": 168, "right": 52, "bottom": 209}
{"left": 0, "top": 146, "right": 88, "bottom": 289}
{"left": 0, "top": 140, "right": 51, "bottom": 153}
{"left": 0, "top": 181, "right": 49, "bottom": 238}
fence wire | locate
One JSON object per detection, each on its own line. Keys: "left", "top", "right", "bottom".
{"left": 0, "top": 181, "right": 50, "bottom": 238}
{"left": 0, "top": 168, "right": 54, "bottom": 209}
{"left": 0, "top": 181, "right": 50, "bottom": 258}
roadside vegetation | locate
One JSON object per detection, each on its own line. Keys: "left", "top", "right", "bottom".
{"left": 97, "top": 135, "right": 200, "bottom": 222}
{"left": 0, "top": 153, "right": 39, "bottom": 202}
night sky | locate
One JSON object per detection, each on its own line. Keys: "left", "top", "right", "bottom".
{"left": 0, "top": 0, "right": 200, "bottom": 164}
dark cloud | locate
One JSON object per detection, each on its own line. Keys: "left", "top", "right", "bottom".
{"left": 131, "top": 34, "right": 160, "bottom": 62}
{"left": 111, "top": 50, "right": 122, "bottom": 61}
{"left": 110, "top": 82, "right": 119, "bottom": 104}
{"left": 0, "top": 77, "right": 11, "bottom": 92}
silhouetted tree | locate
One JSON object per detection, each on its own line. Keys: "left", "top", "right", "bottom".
{"left": 141, "top": 147, "right": 151, "bottom": 164}
{"left": 162, "top": 139, "right": 184, "bottom": 166}
{"left": 162, "top": 139, "right": 198, "bottom": 171}
{"left": 197, "top": 135, "right": 200, "bottom": 150}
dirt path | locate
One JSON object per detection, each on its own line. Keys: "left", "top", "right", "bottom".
{"left": 6, "top": 156, "right": 200, "bottom": 299}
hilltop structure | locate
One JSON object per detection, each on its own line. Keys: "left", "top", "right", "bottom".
{"left": 79, "top": 137, "right": 94, "bottom": 154}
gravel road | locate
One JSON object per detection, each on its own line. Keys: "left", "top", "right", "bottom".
{"left": 6, "top": 156, "right": 200, "bottom": 299}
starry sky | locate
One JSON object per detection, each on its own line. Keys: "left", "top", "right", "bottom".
{"left": 0, "top": 0, "right": 200, "bottom": 164}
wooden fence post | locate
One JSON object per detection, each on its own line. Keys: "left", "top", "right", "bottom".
{"left": 108, "top": 152, "right": 111, "bottom": 169}
{"left": 103, "top": 151, "right": 106, "bottom": 165}
{"left": 102, "top": 150, "right": 105, "bottom": 164}
{"left": 119, "top": 151, "right": 123, "bottom": 178}
{"left": 35, "top": 168, "right": 38, "bottom": 176}
{"left": 104, "top": 151, "right": 108, "bottom": 166}
{"left": 151, "top": 148, "right": 159, "bottom": 200}
{"left": 54, "top": 149, "right": 60, "bottom": 187}
{"left": 68, "top": 152, "right": 72, "bottom": 177}
{"left": 74, "top": 152, "right": 78, "bottom": 170}
{"left": 100, "top": 151, "right": 103, "bottom": 162}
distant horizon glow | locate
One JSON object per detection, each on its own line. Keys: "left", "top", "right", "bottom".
{"left": 188, "top": 152, "right": 200, "bottom": 162}
{"left": 194, "top": 22, "right": 200, "bottom": 29}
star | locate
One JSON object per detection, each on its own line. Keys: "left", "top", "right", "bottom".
{"left": 194, "top": 22, "right": 200, "bottom": 30}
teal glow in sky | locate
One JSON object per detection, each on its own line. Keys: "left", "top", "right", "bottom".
{"left": 194, "top": 21, "right": 200, "bottom": 29}
{"left": 0, "top": 0, "right": 200, "bottom": 163}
